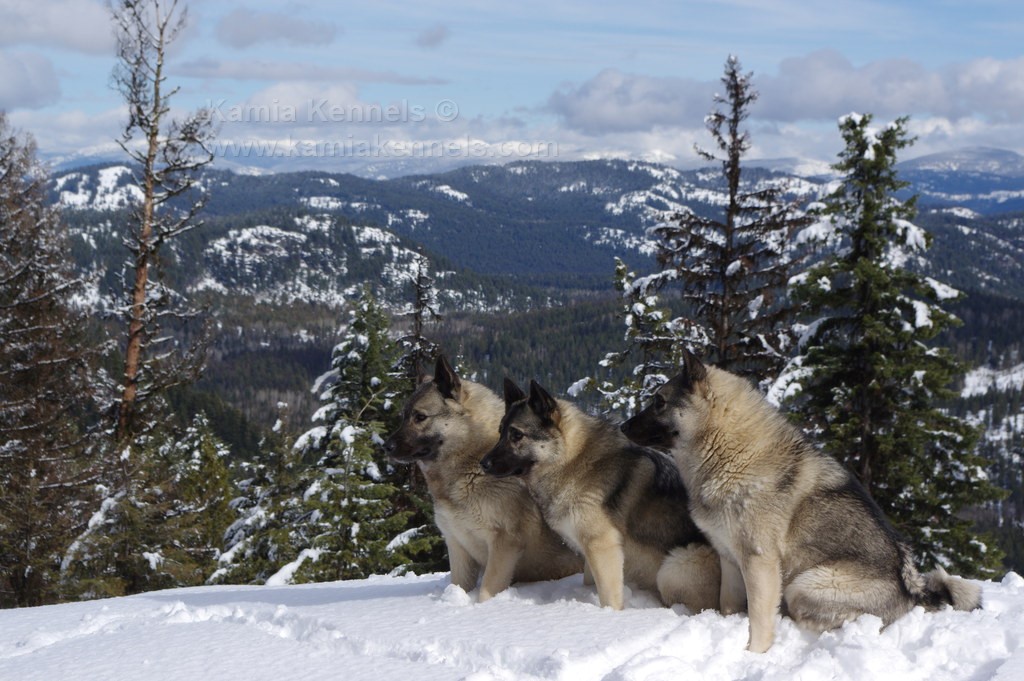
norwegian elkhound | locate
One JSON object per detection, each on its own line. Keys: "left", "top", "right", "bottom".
{"left": 480, "top": 378, "right": 720, "bottom": 612}
{"left": 621, "top": 350, "right": 982, "bottom": 652}
{"left": 382, "top": 356, "right": 581, "bottom": 601}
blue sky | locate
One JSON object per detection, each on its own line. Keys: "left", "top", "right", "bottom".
{"left": 3, "top": 0, "right": 1024, "bottom": 173}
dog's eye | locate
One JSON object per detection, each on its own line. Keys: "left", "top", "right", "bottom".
{"left": 414, "top": 412, "right": 428, "bottom": 423}
{"left": 509, "top": 428, "right": 524, "bottom": 443}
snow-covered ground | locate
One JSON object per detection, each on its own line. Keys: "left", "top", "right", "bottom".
{"left": 963, "top": 364, "right": 1024, "bottom": 398}
{"left": 2, "top": 571, "right": 1023, "bottom": 681}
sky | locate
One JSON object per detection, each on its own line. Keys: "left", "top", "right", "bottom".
{"left": 2, "top": 0, "right": 1024, "bottom": 174}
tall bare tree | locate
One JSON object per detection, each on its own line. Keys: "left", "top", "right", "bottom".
{"left": 651, "top": 56, "right": 810, "bottom": 386}
{"left": 110, "top": 0, "right": 215, "bottom": 446}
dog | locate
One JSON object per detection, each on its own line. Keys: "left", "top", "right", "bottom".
{"left": 621, "top": 349, "right": 982, "bottom": 652}
{"left": 382, "top": 355, "right": 582, "bottom": 601}
{"left": 480, "top": 378, "right": 720, "bottom": 612}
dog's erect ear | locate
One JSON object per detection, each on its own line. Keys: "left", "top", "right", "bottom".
{"left": 503, "top": 377, "right": 526, "bottom": 408}
{"left": 681, "top": 348, "right": 707, "bottom": 386}
{"left": 434, "top": 354, "right": 461, "bottom": 400}
{"left": 417, "top": 361, "right": 432, "bottom": 385}
{"left": 528, "top": 380, "right": 560, "bottom": 425}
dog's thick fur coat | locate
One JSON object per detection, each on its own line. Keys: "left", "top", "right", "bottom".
{"left": 383, "top": 357, "right": 581, "bottom": 601}
{"left": 481, "top": 379, "right": 720, "bottom": 612}
{"left": 622, "top": 352, "right": 982, "bottom": 652}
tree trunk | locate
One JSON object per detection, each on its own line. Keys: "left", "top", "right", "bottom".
{"left": 115, "top": 12, "right": 165, "bottom": 445}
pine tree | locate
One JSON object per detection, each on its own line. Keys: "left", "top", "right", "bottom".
{"left": 394, "top": 253, "right": 442, "bottom": 389}
{"left": 572, "top": 258, "right": 687, "bottom": 415}
{"left": 292, "top": 290, "right": 410, "bottom": 580}
{"left": 787, "top": 112, "right": 1004, "bottom": 577}
{"left": 217, "top": 290, "right": 436, "bottom": 584}
{"left": 651, "top": 55, "right": 809, "bottom": 385}
{"left": 62, "top": 0, "right": 218, "bottom": 602}
{"left": 0, "top": 113, "right": 101, "bottom": 607}
{"left": 109, "top": 0, "right": 215, "bottom": 447}
{"left": 61, "top": 415, "right": 234, "bottom": 597}
{"left": 159, "top": 414, "right": 234, "bottom": 584}
{"left": 208, "top": 425, "right": 306, "bottom": 585}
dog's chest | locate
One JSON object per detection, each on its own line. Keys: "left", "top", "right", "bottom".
{"left": 434, "top": 503, "right": 489, "bottom": 559}
{"left": 527, "top": 482, "right": 585, "bottom": 553}
{"left": 548, "top": 513, "right": 584, "bottom": 554}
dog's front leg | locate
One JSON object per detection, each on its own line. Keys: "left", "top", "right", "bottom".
{"left": 582, "top": 560, "right": 595, "bottom": 586}
{"left": 478, "top": 538, "right": 523, "bottom": 602}
{"left": 742, "top": 553, "right": 782, "bottom": 653}
{"left": 719, "top": 556, "right": 747, "bottom": 615}
{"left": 583, "top": 530, "right": 625, "bottom": 610}
{"left": 446, "top": 538, "right": 480, "bottom": 593}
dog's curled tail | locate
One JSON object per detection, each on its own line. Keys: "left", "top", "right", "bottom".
{"left": 906, "top": 557, "right": 982, "bottom": 612}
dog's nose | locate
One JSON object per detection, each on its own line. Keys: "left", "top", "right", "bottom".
{"left": 382, "top": 438, "right": 396, "bottom": 454}
{"left": 480, "top": 456, "right": 493, "bottom": 473}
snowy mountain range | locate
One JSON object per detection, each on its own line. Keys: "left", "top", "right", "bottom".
{"left": 898, "top": 147, "right": 1024, "bottom": 177}
{"left": 53, "top": 155, "right": 1024, "bottom": 302}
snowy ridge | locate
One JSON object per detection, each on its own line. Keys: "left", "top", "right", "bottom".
{"left": 603, "top": 173, "right": 819, "bottom": 226}
{"left": 51, "top": 159, "right": 1024, "bottom": 302}
{"left": 0, "top": 571, "right": 1022, "bottom": 680}
{"left": 56, "top": 165, "right": 143, "bottom": 210}
{"left": 963, "top": 364, "right": 1024, "bottom": 398}
{"left": 899, "top": 148, "right": 1024, "bottom": 177}
{"left": 581, "top": 226, "right": 660, "bottom": 257}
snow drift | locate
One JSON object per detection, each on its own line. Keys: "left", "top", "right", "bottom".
{"left": 2, "top": 571, "right": 1023, "bottom": 680}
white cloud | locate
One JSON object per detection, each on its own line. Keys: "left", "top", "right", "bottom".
{"left": 546, "top": 53, "right": 961, "bottom": 137}
{"left": 0, "top": 0, "right": 112, "bottom": 54}
{"left": 0, "top": 51, "right": 61, "bottom": 109}
{"left": 175, "top": 58, "right": 446, "bottom": 85}
{"left": 546, "top": 68, "right": 712, "bottom": 134}
{"left": 215, "top": 8, "right": 337, "bottom": 49}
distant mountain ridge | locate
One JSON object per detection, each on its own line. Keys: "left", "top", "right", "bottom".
{"left": 898, "top": 147, "right": 1024, "bottom": 177}
{"left": 52, "top": 157, "right": 1024, "bottom": 304}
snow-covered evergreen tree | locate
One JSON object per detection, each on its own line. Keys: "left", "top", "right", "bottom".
{"left": 394, "top": 253, "right": 442, "bottom": 389}
{"left": 0, "top": 114, "right": 101, "bottom": 607}
{"left": 650, "top": 55, "right": 809, "bottom": 386}
{"left": 61, "top": 414, "right": 234, "bottom": 597}
{"left": 216, "top": 290, "right": 436, "bottom": 584}
{"left": 571, "top": 258, "right": 687, "bottom": 415}
{"left": 785, "top": 112, "right": 1004, "bottom": 577}
{"left": 296, "top": 289, "right": 436, "bottom": 580}
{"left": 207, "top": 424, "right": 306, "bottom": 585}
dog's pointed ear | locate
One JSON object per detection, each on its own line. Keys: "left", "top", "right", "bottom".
{"left": 434, "top": 354, "right": 461, "bottom": 400}
{"left": 416, "top": 360, "right": 432, "bottom": 385}
{"left": 528, "top": 380, "right": 560, "bottom": 425}
{"left": 503, "top": 377, "right": 526, "bottom": 407}
{"left": 679, "top": 348, "right": 707, "bottom": 391}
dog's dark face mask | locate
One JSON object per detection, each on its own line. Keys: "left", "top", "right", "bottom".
{"left": 621, "top": 349, "right": 706, "bottom": 449}
{"left": 382, "top": 355, "right": 461, "bottom": 464}
{"left": 480, "top": 378, "right": 558, "bottom": 478}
